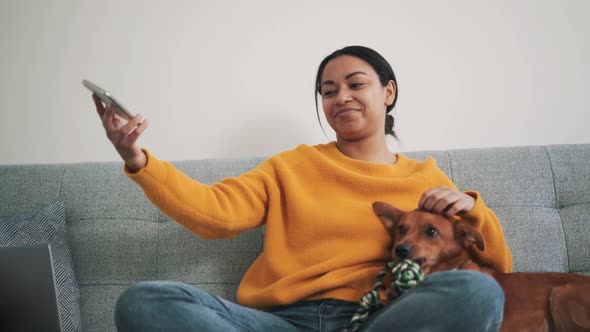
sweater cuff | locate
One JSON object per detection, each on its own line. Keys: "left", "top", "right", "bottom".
{"left": 461, "top": 190, "right": 485, "bottom": 229}
{"left": 124, "top": 149, "right": 168, "bottom": 185}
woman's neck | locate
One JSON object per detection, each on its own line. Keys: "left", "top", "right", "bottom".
{"left": 336, "top": 136, "right": 397, "bottom": 165}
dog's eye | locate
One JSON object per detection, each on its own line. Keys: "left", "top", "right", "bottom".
{"left": 398, "top": 226, "right": 407, "bottom": 235}
{"left": 426, "top": 227, "right": 438, "bottom": 237}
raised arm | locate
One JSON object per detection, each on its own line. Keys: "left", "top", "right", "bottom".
{"left": 125, "top": 150, "right": 273, "bottom": 239}
{"left": 91, "top": 93, "right": 271, "bottom": 239}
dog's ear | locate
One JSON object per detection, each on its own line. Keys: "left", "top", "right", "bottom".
{"left": 372, "top": 201, "right": 405, "bottom": 231}
{"left": 454, "top": 221, "right": 485, "bottom": 251}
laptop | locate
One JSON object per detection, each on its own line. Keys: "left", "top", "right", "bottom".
{"left": 0, "top": 244, "right": 62, "bottom": 332}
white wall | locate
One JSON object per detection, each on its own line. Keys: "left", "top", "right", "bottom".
{"left": 1, "top": 0, "right": 589, "bottom": 164}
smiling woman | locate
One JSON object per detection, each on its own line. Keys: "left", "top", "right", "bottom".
{"left": 314, "top": 46, "right": 399, "bottom": 140}
{"left": 95, "top": 45, "right": 512, "bottom": 332}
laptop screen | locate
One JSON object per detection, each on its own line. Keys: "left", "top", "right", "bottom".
{"left": 0, "top": 244, "right": 62, "bottom": 332}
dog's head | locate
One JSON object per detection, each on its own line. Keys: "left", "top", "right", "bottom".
{"left": 372, "top": 201, "right": 484, "bottom": 275}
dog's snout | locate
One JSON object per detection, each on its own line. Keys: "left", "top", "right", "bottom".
{"left": 395, "top": 244, "right": 411, "bottom": 258}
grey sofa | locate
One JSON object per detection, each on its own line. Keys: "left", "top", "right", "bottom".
{"left": 1, "top": 144, "right": 589, "bottom": 331}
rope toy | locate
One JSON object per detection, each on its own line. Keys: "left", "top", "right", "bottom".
{"left": 342, "top": 259, "right": 424, "bottom": 332}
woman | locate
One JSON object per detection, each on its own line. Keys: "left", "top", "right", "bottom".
{"left": 95, "top": 46, "right": 512, "bottom": 331}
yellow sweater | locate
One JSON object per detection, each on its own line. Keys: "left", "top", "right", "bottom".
{"left": 125, "top": 142, "right": 512, "bottom": 309}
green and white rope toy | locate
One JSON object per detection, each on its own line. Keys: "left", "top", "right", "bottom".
{"left": 342, "top": 259, "right": 424, "bottom": 332}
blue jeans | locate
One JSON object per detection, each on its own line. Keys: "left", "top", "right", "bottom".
{"left": 115, "top": 270, "right": 504, "bottom": 331}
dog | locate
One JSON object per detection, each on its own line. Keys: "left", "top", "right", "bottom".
{"left": 372, "top": 201, "right": 590, "bottom": 332}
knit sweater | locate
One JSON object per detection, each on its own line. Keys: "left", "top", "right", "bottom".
{"left": 125, "top": 142, "right": 513, "bottom": 309}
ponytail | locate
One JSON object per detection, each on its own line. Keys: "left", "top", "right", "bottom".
{"left": 385, "top": 113, "right": 396, "bottom": 138}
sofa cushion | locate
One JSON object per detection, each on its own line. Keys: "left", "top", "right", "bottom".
{"left": 0, "top": 201, "right": 81, "bottom": 332}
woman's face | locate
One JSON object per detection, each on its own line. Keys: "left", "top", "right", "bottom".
{"left": 320, "top": 55, "right": 396, "bottom": 142}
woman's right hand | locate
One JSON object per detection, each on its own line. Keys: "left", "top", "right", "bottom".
{"left": 93, "top": 93, "right": 149, "bottom": 172}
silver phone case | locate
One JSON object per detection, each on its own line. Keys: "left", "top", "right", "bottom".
{"left": 83, "top": 80, "right": 134, "bottom": 120}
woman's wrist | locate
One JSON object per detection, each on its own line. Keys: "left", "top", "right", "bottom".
{"left": 124, "top": 150, "right": 147, "bottom": 173}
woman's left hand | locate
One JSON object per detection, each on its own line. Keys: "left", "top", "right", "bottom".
{"left": 418, "top": 186, "right": 475, "bottom": 217}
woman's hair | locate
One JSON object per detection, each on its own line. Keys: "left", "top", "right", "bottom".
{"left": 314, "top": 46, "right": 399, "bottom": 138}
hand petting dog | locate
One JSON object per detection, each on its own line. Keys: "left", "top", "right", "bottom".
{"left": 418, "top": 186, "right": 475, "bottom": 217}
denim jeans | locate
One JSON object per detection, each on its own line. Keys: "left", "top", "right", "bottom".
{"left": 115, "top": 270, "right": 504, "bottom": 332}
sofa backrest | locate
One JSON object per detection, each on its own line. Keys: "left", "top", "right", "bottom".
{"left": 1, "top": 144, "right": 589, "bottom": 331}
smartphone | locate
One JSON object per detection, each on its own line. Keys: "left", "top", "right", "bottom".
{"left": 82, "top": 79, "right": 134, "bottom": 121}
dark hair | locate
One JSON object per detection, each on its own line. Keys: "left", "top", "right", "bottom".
{"left": 314, "top": 46, "right": 398, "bottom": 138}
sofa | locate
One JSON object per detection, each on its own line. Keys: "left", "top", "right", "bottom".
{"left": 1, "top": 143, "right": 589, "bottom": 331}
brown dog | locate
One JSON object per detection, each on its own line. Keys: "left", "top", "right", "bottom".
{"left": 372, "top": 201, "right": 590, "bottom": 332}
